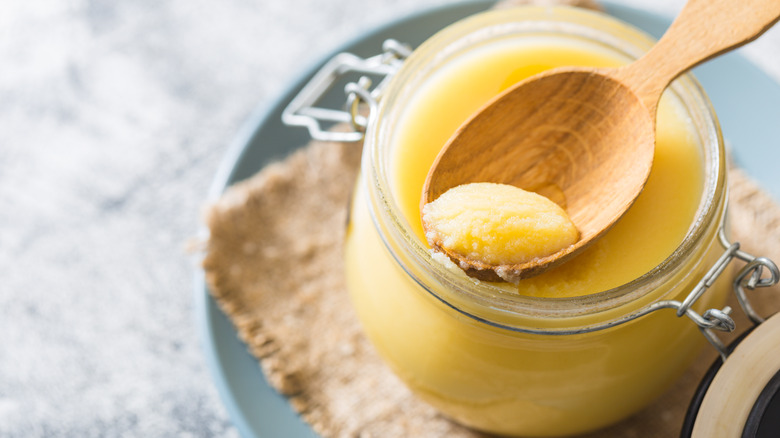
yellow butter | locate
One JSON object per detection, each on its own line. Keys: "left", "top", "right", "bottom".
{"left": 422, "top": 182, "right": 578, "bottom": 266}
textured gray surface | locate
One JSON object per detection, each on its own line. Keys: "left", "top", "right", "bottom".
{"left": 1, "top": 0, "right": 779, "bottom": 437}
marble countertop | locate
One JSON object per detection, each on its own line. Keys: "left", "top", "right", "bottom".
{"left": 2, "top": 0, "right": 779, "bottom": 436}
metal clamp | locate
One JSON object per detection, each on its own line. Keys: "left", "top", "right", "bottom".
{"left": 583, "top": 227, "right": 779, "bottom": 361}
{"left": 281, "top": 39, "right": 411, "bottom": 143}
{"left": 568, "top": 227, "right": 779, "bottom": 355}
{"left": 666, "top": 228, "right": 779, "bottom": 360}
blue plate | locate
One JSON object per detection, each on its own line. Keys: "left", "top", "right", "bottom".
{"left": 195, "top": 2, "right": 780, "bottom": 436}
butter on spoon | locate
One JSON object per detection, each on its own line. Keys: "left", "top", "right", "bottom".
{"left": 422, "top": 0, "right": 780, "bottom": 281}
{"left": 422, "top": 183, "right": 578, "bottom": 283}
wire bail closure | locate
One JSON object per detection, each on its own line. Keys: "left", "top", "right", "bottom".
{"left": 281, "top": 39, "right": 411, "bottom": 143}
{"left": 673, "top": 228, "right": 780, "bottom": 360}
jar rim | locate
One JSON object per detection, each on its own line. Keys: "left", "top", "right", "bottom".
{"left": 364, "top": 6, "right": 726, "bottom": 332}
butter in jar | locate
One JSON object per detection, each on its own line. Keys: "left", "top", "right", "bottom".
{"left": 342, "top": 6, "right": 729, "bottom": 437}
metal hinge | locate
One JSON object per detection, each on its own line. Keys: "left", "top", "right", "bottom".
{"left": 281, "top": 39, "right": 411, "bottom": 143}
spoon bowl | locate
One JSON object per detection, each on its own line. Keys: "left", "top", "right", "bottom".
{"left": 423, "top": 0, "right": 780, "bottom": 281}
{"left": 423, "top": 69, "right": 656, "bottom": 280}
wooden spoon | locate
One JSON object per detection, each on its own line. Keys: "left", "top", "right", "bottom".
{"left": 422, "top": 0, "right": 780, "bottom": 282}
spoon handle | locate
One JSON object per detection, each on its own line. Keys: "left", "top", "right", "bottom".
{"left": 617, "top": 0, "right": 780, "bottom": 113}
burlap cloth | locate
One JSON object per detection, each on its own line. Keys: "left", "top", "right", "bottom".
{"left": 201, "top": 2, "right": 780, "bottom": 436}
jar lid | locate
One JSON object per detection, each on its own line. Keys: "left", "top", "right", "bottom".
{"left": 682, "top": 312, "right": 780, "bottom": 437}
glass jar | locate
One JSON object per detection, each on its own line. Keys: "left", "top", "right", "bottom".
{"left": 285, "top": 5, "right": 777, "bottom": 437}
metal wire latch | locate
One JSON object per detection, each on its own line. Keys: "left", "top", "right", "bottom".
{"left": 660, "top": 228, "right": 779, "bottom": 360}
{"left": 281, "top": 39, "right": 411, "bottom": 143}
{"left": 579, "top": 227, "right": 779, "bottom": 361}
